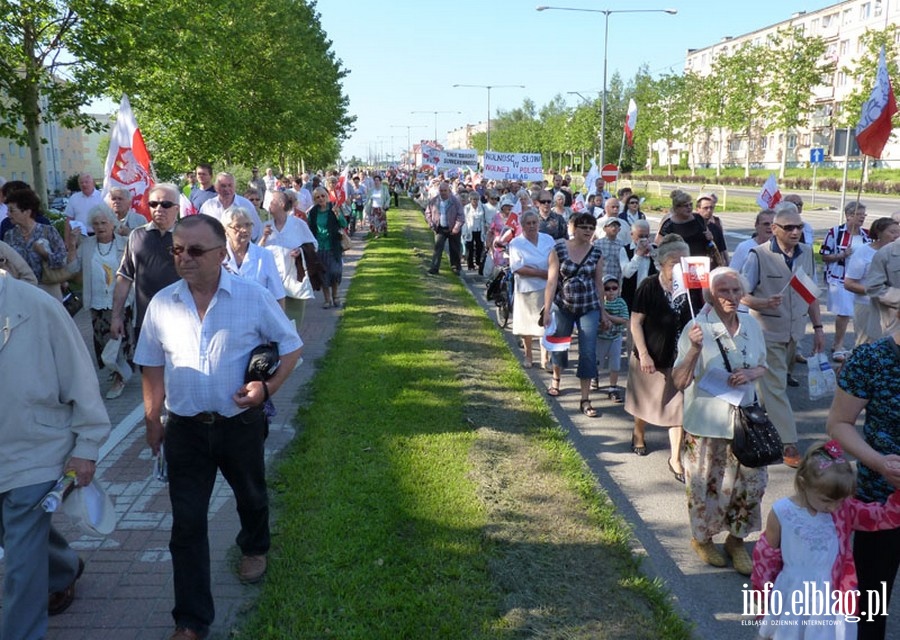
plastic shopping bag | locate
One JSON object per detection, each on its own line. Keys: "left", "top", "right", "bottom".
{"left": 807, "top": 352, "right": 836, "bottom": 400}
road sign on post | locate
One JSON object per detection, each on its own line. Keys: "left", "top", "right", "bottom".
{"left": 601, "top": 163, "right": 618, "bottom": 183}
{"left": 810, "top": 148, "right": 824, "bottom": 207}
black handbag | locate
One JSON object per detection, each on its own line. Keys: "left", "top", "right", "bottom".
{"left": 61, "top": 289, "right": 83, "bottom": 318}
{"left": 715, "top": 337, "right": 783, "bottom": 468}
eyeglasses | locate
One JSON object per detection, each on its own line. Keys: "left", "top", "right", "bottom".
{"left": 168, "top": 245, "right": 224, "bottom": 258}
{"left": 576, "top": 225, "right": 596, "bottom": 231}
{"left": 228, "top": 222, "right": 252, "bottom": 231}
{"left": 774, "top": 223, "right": 803, "bottom": 232}
{"left": 148, "top": 200, "right": 177, "bottom": 209}
{"left": 628, "top": 201, "right": 639, "bottom": 205}
{"left": 539, "top": 200, "right": 552, "bottom": 204}
{"left": 636, "top": 235, "right": 650, "bottom": 239}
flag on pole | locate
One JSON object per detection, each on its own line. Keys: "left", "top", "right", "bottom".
{"left": 333, "top": 165, "right": 349, "bottom": 207}
{"left": 680, "top": 256, "right": 711, "bottom": 289}
{"left": 671, "top": 263, "right": 690, "bottom": 301}
{"left": 572, "top": 192, "right": 585, "bottom": 212}
{"left": 789, "top": 266, "right": 820, "bottom": 304}
{"left": 585, "top": 160, "right": 600, "bottom": 196}
{"left": 624, "top": 99, "right": 638, "bottom": 146}
{"left": 756, "top": 173, "right": 782, "bottom": 209}
{"left": 102, "top": 95, "right": 154, "bottom": 220}
{"left": 856, "top": 45, "right": 898, "bottom": 159}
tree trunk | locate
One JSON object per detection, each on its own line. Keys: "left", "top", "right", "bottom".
{"left": 22, "top": 25, "right": 48, "bottom": 209}
{"left": 716, "top": 128, "right": 723, "bottom": 177}
{"left": 666, "top": 138, "right": 673, "bottom": 176}
{"left": 779, "top": 129, "right": 788, "bottom": 180}
{"left": 744, "top": 129, "right": 751, "bottom": 178}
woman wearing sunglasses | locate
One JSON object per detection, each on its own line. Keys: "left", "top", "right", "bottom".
{"left": 543, "top": 212, "right": 608, "bottom": 417}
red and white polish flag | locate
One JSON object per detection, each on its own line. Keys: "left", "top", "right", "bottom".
{"left": 789, "top": 267, "right": 820, "bottom": 304}
{"left": 756, "top": 173, "right": 782, "bottom": 210}
{"left": 102, "top": 95, "right": 155, "bottom": 220}
{"left": 624, "top": 99, "right": 638, "bottom": 147}
{"left": 681, "top": 256, "right": 711, "bottom": 289}
{"left": 856, "top": 46, "right": 898, "bottom": 159}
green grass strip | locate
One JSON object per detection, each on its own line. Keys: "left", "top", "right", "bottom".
{"left": 241, "top": 199, "right": 693, "bottom": 639}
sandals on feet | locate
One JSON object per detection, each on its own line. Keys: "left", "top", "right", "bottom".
{"left": 547, "top": 376, "right": 561, "bottom": 397}
{"left": 580, "top": 399, "right": 598, "bottom": 418}
{"left": 631, "top": 435, "right": 648, "bottom": 456}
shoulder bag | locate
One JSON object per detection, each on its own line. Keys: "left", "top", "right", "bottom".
{"left": 715, "top": 337, "right": 783, "bottom": 467}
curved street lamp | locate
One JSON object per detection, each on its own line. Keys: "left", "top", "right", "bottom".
{"left": 537, "top": 5, "right": 677, "bottom": 165}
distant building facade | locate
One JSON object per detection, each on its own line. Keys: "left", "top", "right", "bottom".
{"left": 677, "top": 0, "right": 900, "bottom": 170}
{"left": 446, "top": 122, "right": 487, "bottom": 150}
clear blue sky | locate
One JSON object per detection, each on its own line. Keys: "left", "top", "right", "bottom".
{"left": 319, "top": 0, "right": 840, "bottom": 163}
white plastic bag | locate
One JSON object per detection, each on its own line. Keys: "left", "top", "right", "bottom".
{"left": 807, "top": 352, "right": 836, "bottom": 400}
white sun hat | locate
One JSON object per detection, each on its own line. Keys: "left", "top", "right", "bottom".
{"left": 62, "top": 479, "right": 117, "bottom": 536}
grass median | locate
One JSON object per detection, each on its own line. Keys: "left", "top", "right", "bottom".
{"left": 240, "top": 200, "right": 693, "bottom": 639}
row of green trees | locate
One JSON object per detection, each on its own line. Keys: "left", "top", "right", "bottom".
{"left": 471, "top": 25, "right": 898, "bottom": 179}
{"left": 0, "top": 0, "right": 353, "bottom": 204}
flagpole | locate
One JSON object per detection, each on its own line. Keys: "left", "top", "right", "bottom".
{"left": 854, "top": 156, "right": 868, "bottom": 217}
{"left": 616, "top": 127, "right": 626, "bottom": 174}
{"left": 838, "top": 129, "right": 851, "bottom": 222}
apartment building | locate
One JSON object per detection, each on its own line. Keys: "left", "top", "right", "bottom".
{"left": 446, "top": 122, "right": 487, "bottom": 150}
{"left": 680, "top": 0, "right": 900, "bottom": 169}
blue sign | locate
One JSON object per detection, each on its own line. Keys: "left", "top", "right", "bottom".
{"left": 810, "top": 148, "right": 825, "bottom": 164}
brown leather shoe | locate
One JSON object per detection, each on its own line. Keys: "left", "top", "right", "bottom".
{"left": 169, "top": 627, "right": 204, "bottom": 640}
{"left": 48, "top": 557, "right": 84, "bottom": 615}
{"left": 239, "top": 554, "right": 267, "bottom": 583}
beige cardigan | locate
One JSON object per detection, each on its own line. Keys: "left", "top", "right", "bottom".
{"left": 0, "top": 272, "right": 110, "bottom": 493}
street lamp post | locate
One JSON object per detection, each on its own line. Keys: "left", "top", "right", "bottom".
{"left": 391, "top": 124, "right": 428, "bottom": 167}
{"left": 452, "top": 84, "right": 525, "bottom": 151}
{"left": 411, "top": 110, "right": 462, "bottom": 145}
{"left": 537, "top": 5, "right": 676, "bottom": 165}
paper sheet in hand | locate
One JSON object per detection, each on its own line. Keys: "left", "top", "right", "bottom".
{"left": 697, "top": 367, "right": 753, "bottom": 406}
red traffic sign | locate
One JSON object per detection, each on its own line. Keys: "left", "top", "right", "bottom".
{"left": 600, "top": 163, "right": 619, "bottom": 183}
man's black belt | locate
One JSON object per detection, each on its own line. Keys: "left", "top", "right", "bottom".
{"left": 173, "top": 411, "right": 231, "bottom": 424}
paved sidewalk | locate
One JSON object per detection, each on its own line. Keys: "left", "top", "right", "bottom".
{"left": 0, "top": 235, "right": 365, "bottom": 640}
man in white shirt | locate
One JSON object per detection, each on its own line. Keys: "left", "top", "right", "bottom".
{"left": 200, "top": 172, "right": 263, "bottom": 241}
{"left": 64, "top": 173, "right": 104, "bottom": 234}
{"left": 134, "top": 214, "right": 302, "bottom": 640}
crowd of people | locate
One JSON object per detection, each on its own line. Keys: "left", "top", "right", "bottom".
{"left": 0, "top": 164, "right": 397, "bottom": 640}
{"left": 4, "top": 161, "right": 900, "bottom": 639}
{"left": 411, "top": 169, "right": 900, "bottom": 639}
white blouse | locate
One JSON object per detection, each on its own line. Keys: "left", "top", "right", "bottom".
{"left": 509, "top": 232, "right": 555, "bottom": 293}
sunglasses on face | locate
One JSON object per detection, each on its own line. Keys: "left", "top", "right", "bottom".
{"left": 539, "top": 200, "right": 552, "bottom": 204}
{"left": 168, "top": 245, "right": 223, "bottom": 258}
{"left": 774, "top": 223, "right": 803, "bottom": 232}
{"left": 148, "top": 200, "right": 177, "bottom": 209}
{"left": 604, "top": 285, "right": 619, "bottom": 291}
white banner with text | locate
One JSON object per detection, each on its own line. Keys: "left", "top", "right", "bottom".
{"left": 483, "top": 151, "right": 543, "bottom": 181}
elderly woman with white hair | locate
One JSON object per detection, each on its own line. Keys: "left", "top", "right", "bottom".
{"left": 509, "top": 209, "right": 555, "bottom": 367}
{"left": 66, "top": 203, "right": 133, "bottom": 398}
{"left": 672, "top": 266, "right": 769, "bottom": 574}
{"left": 223, "top": 207, "right": 285, "bottom": 308}
{"left": 550, "top": 190, "right": 572, "bottom": 223}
